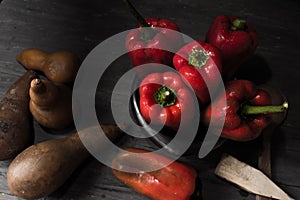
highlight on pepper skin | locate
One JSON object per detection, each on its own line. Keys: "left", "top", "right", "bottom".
{"left": 139, "top": 71, "right": 197, "bottom": 131}
{"left": 112, "top": 148, "right": 201, "bottom": 200}
{"left": 202, "top": 79, "right": 288, "bottom": 141}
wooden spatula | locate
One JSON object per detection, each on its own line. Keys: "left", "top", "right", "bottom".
{"left": 215, "top": 154, "right": 294, "bottom": 200}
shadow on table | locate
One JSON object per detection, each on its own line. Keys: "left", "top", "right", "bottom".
{"left": 235, "top": 54, "right": 272, "bottom": 85}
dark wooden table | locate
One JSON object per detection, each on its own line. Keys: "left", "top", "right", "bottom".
{"left": 0, "top": 0, "right": 299, "bottom": 199}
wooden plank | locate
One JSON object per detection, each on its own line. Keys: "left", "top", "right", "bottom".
{"left": 0, "top": 0, "right": 299, "bottom": 199}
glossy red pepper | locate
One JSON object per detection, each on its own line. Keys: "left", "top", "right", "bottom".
{"left": 124, "top": 0, "right": 183, "bottom": 78}
{"left": 203, "top": 80, "right": 288, "bottom": 141}
{"left": 112, "top": 148, "right": 200, "bottom": 200}
{"left": 205, "top": 15, "right": 258, "bottom": 80}
{"left": 139, "top": 71, "right": 195, "bottom": 130}
{"left": 173, "top": 40, "right": 222, "bottom": 106}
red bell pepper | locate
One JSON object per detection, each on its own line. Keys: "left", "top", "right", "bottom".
{"left": 112, "top": 148, "right": 200, "bottom": 200}
{"left": 124, "top": 0, "right": 183, "bottom": 77}
{"left": 173, "top": 40, "right": 222, "bottom": 106}
{"left": 205, "top": 15, "right": 258, "bottom": 80}
{"left": 203, "top": 80, "right": 288, "bottom": 141}
{"left": 139, "top": 71, "right": 195, "bottom": 130}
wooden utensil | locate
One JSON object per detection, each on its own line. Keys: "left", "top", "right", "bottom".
{"left": 215, "top": 154, "right": 294, "bottom": 200}
{"left": 257, "top": 130, "right": 272, "bottom": 200}
{"left": 256, "top": 85, "right": 289, "bottom": 200}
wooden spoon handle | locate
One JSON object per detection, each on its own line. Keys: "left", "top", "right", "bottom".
{"left": 256, "top": 129, "right": 273, "bottom": 200}
{"left": 256, "top": 84, "right": 288, "bottom": 200}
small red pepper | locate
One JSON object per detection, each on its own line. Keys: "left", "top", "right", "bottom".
{"left": 173, "top": 40, "right": 222, "bottom": 106}
{"left": 124, "top": 0, "right": 183, "bottom": 77}
{"left": 112, "top": 148, "right": 200, "bottom": 200}
{"left": 203, "top": 80, "right": 288, "bottom": 141}
{"left": 139, "top": 71, "right": 195, "bottom": 130}
{"left": 205, "top": 15, "right": 258, "bottom": 80}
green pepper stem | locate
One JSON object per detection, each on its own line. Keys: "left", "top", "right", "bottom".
{"left": 231, "top": 19, "right": 247, "bottom": 31}
{"left": 154, "top": 86, "right": 177, "bottom": 107}
{"left": 242, "top": 101, "right": 289, "bottom": 115}
{"left": 123, "top": 0, "right": 156, "bottom": 41}
{"left": 188, "top": 49, "right": 209, "bottom": 68}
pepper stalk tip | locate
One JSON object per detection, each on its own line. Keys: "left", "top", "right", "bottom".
{"left": 154, "top": 85, "right": 177, "bottom": 107}
{"left": 231, "top": 19, "right": 247, "bottom": 31}
{"left": 188, "top": 49, "right": 209, "bottom": 68}
{"left": 283, "top": 101, "right": 289, "bottom": 110}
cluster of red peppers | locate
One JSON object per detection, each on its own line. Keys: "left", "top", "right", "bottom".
{"left": 111, "top": 1, "right": 289, "bottom": 200}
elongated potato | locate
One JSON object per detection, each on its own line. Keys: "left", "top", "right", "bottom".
{"left": 7, "top": 124, "right": 123, "bottom": 200}
{"left": 0, "top": 70, "right": 37, "bottom": 160}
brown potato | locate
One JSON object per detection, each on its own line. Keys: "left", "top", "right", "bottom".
{"left": 16, "top": 48, "right": 81, "bottom": 84}
{"left": 29, "top": 78, "right": 73, "bottom": 130}
{"left": 7, "top": 124, "right": 123, "bottom": 200}
{"left": 0, "top": 70, "right": 37, "bottom": 161}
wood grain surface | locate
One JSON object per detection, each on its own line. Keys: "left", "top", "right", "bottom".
{"left": 0, "top": 0, "right": 300, "bottom": 199}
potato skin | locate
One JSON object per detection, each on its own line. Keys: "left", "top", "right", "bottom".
{"left": 7, "top": 125, "right": 122, "bottom": 199}
{"left": 16, "top": 48, "right": 81, "bottom": 84}
{"left": 29, "top": 79, "right": 73, "bottom": 130}
{"left": 0, "top": 70, "right": 37, "bottom": 160}
{"left": 16, "top": 48, "right": 48, "bottom": 70}
{"left": 44, "top": 51, "right": 81, "bottom": 84}
{"left": 7, "top": 133, "right": 89, "bottom": 200}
